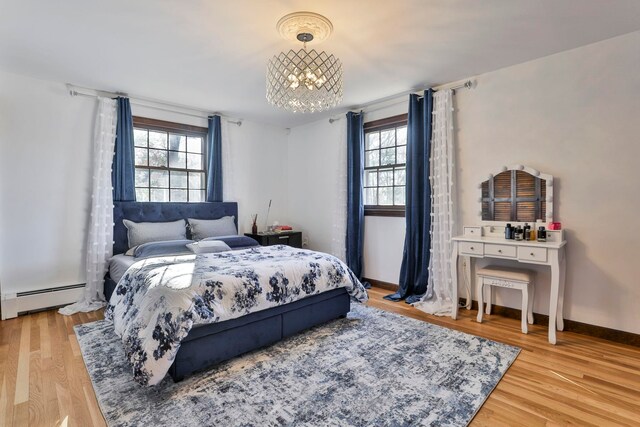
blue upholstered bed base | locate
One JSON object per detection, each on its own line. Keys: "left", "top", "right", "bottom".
{"left": 170, "top": 288, "right": 350, "bottom": 382}
{"left": 108, "top": 201, "right": 352, "bottom": 382}
{"left": 105, "top": 277, "right": 350, "bottom": 382}
{"left": 104, "top": 275, "right": 118, "bottom": 304}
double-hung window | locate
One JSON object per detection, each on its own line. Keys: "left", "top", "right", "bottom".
{"left": 133, "top": 117, "right": 207, "bottom": 202}
{"left": 363, "top": 114, "right": 408, "bottom": 216}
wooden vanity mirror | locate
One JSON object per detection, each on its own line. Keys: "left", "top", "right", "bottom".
{"left": 480, "top": 165, "right": 553, "bottom": 223}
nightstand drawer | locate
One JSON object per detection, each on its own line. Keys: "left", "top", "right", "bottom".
{"left": 518, "top": 246, "right": 548, "bottom": 263}
{"left": 459, "top": 242, "right": 483, "bottom": 256}
{"left": 485, "top": 243, "right": 516, "bottom": 258}
{"left": 245, "top": 232, "right": 303, "bottom": 248}
{"left": 267, "top": 234, "right": 295, "bottom": 245}
{"left": 269, "top": 233, "right": 302, "bottom": 248}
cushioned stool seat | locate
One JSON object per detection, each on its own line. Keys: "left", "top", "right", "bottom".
{"left": 476, "top": 265, "right": 535, "bottom": 334}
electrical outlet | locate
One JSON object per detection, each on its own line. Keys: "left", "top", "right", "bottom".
{"left": 302, "top": 237, "right": 309, "bottom": 247}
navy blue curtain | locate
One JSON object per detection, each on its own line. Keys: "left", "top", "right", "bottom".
{"left": 385, "top": 89, "right": 433, "bottom": 303}
{"left": 112, "top": 97, "right": 135, "bottom": 201}
{"left": 206, "top": 115, "right": 223, "bottom": 202}
{"left": 346, "top": 111, "right": 366, "bottom": 280}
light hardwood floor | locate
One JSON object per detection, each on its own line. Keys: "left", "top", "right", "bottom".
{"left": 1, "top": 287, "right": 639, "bottom": 426}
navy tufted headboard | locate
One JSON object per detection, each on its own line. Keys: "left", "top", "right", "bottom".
{"left": 113, "top": 201, "right": 238, "bottom": 255}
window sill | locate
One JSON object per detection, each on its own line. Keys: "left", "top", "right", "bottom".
{"left": 364, "top": 206, "right": 405, "bottom": 217}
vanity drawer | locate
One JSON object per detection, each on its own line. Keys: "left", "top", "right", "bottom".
{"left": 485, "top": 243, "right": 516, "bottom": 258}
{"left": 463, "top": 227, "right": 482, "bottom": 237}
{"left": 518, "top": 246, "right": 548, "bottom": 263}
{"left": 459, "top": 242, "right": 483, "bottom": 256}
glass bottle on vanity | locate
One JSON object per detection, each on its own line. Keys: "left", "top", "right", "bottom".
{"left": 537, "top": 226, "right": 547, "bottom": 242}
{"left": 514, "top": 226, "right": 524, "bottom": 241}
{"left": 505, "top": 223, "right": 514, "bottom": 240}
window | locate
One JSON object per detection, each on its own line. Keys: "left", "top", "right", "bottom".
{"left": 363, "top": 114, "right": 408, "bottom": 216}
{"left": 133, "top": 117, "right": 207, "bottom": 202}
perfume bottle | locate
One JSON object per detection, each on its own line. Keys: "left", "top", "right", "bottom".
{"left": 537, "top": 226, "right": 547, "bottom": 242}
{"left": 505, "top": 223, "right": 513, "bottom": 240}
{"left": 514, "top": 226, "right": 524, "bottom": 241}
{"left": 524, "top": 223, "right": 531, "bottom": 241}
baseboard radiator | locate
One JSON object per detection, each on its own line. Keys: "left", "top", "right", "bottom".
{"left": 1, "top": 284, "right": 84, "bottom": 320}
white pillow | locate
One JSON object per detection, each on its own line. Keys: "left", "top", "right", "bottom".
{"left": 123, "top": 219, "right": 187, "bottom": 248}
{"left": 188, "top": 216, "right": 237, "bottom": 240}
{"left": 186, "top": 240, "right": 231, "bottom": 254}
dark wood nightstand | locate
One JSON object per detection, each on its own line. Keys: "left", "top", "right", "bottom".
{"left": 244, "top": 231, "right": 303, "bottom": 248}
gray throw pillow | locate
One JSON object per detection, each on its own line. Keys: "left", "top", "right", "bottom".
{"left": 188, "top": 216, "right": 237, "bottom": 240}
{"left": 123, "top": 219, "right": 187, "bottom": 248}
{"left": 126, "top": 239, "right": 195, "bottom": 258}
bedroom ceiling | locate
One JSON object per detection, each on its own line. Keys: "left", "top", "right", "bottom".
{"left": 1, "top": 0, "right": 640, "bottom": 128}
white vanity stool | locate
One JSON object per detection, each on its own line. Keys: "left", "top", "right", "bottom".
{"left": 476, "top": 266, "right": 535, "bottom": 334}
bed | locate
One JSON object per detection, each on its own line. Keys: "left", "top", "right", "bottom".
{"left": 104, "top": 201, "right": 367, "bottom": 385}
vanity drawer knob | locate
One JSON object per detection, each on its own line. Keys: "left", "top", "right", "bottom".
{"left": 470, "top": 246, "right": 474, "bottom": 250}
{"left": 530, "top": 252, "right": 535, "bottom": 256}
{"left": 498, "top": 249, "right": 502, "bottom": 253}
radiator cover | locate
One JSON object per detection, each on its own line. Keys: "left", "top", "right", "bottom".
{"left": 1, "top": 284, "right": 84, "bottom": 319}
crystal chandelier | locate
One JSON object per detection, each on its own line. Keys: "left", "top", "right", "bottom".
{"left": 266, "top": 12, "right": 343, "bottom": 113}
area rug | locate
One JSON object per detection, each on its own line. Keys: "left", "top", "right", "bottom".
{"left": 75, "top": 304, "right": 520, "bottom": 427}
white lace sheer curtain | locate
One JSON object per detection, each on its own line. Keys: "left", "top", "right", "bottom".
{"left": 221, "top": 119, "right": 235, "bottom": 202}
{"left": 330, "top": 119, "right": 348, "bottom": 261}
{"left": 60, "top": 97, "right": 118, "bottom": 315}
{"left": 414, "top": 89, "right": 456, "bottom": 316}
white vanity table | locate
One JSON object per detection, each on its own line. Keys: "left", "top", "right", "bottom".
{"left": 450, "top": 165, "right": 567, "bottom": 344}
{"left": 450, "top": 234, "right": 566, "bottom": 344}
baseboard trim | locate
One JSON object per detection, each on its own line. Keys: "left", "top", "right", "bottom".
{"left": 459, "top": 298, "right": 640, "bottom": 348}
{"left": 363, "top": 277, "right": 398, "bottom": 292}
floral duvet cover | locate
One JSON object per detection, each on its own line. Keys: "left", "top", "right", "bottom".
{"left": 105, "top": 245, "right": 368, "bottom": 385}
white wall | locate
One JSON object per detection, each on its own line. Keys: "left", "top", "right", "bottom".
{"left": 0, "top": 70, "right": 289, "bottom": 294}
{"left": 225, "top": 120, "right": 289, "bottom": 233}
{"left": 286, "top": 102, "right": 406, "bottom": 283}
{"left": 0, "top": 71, "right": 95, "bottom": 294}
{"left": 454, "top": 31, "right": 640, "bottom": 334}
{"left": 286, "top": 119, "right": 343, "bottom": 253}
{"left": 362, "top": 215, "right": 404, "bottom": 284}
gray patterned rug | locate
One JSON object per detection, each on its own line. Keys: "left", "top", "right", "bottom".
{"left": 75, "top": 304, "right": 519, "bottom": 427}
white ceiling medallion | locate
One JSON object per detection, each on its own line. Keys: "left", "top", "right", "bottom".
{"left": 276, "top": 12, "right": 333, "bottom": 43}
{"left": 266, "top": 12, "right": 343, "bottom": 114}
